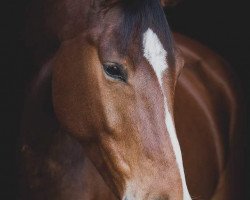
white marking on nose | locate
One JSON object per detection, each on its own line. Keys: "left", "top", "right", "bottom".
{"left": 143, "top": 28, "right": 191, "bottom": 200}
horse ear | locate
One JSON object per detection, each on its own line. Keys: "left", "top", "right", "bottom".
{"left": 160, "top": 0, "right": 181, "bottom": 7}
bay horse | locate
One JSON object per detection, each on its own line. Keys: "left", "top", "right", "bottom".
{"left": 20, "top": 0, "right": 245, "bottom": 199}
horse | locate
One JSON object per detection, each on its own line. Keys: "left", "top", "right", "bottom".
{"left": 19, "top": 0, "right": 245, "bottom": 199}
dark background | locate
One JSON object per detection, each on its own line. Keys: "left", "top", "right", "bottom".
{"left": 1, "top": 0, "right": 249, "bottom": 199}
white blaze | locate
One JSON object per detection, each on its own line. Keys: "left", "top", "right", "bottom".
{"left": 143, "top": 28, "right": 191, "bottom": 200}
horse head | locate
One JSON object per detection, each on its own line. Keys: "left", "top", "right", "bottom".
{"left": 52, "top": 0, "right": 191, "bottom": 199}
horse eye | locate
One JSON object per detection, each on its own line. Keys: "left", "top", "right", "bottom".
{"left": 103, "top": 63, "right": 127, "bottom": 82}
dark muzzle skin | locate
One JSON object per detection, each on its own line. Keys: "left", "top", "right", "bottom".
{"left": 124, "top": 195, "right": 170, "bottom": 200}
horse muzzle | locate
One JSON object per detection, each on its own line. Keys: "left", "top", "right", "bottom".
{"left": 124, "top": 195, "right": 170, "bottom": 200}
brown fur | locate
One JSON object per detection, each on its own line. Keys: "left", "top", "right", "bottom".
{"left": 20, "top": 1, "right": 245, "bottom": 199}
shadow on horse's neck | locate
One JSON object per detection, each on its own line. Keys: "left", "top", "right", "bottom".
{"left": 21, "top": 61, "right": 117, "bottom": 199}
{"left": 23, "top": 60, "right": 78, "bottom": 154}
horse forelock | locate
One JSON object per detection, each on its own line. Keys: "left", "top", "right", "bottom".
{"left": 118, "top": 0, "right": 174, "bottom": 62}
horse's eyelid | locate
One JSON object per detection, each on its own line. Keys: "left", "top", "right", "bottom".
{"left": 103, "top": 63, "right": 128, "bottom": 82}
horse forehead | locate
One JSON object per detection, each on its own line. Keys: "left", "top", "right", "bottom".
{"left": 142, "top": 28, "right": 168, "bottom": 82}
